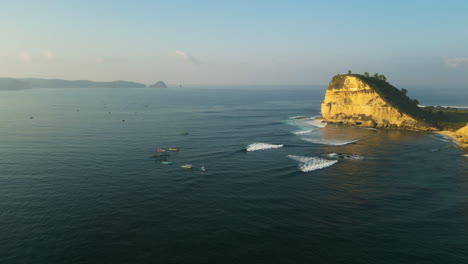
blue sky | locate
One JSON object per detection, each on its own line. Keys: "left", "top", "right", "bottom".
{"left": 1, "top": 0, "right": 468, "bottom": 86}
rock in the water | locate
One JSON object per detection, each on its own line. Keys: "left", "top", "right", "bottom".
{"left": 149, "top": 81, "right": 168, "bottom": 88}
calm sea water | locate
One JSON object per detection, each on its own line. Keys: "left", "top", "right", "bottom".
{"left": 0, "top": 87, "right": 467, "bottom": 264}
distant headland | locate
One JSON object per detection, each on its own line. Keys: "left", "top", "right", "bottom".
{"left": 0, "top": 77, "right": 172, "bottom": 90}
{"left": 320, "top": 71, "right": 468, "bottom": 150}
{"left": 0, "top": 78, "right": 32, "bottom": 90}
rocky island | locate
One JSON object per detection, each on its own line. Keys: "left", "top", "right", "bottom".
{"left": 149, "top": 81, "right": 168, "bottom": 88}
{"left": 320, "top": 72, "right": 468, "bottom": 151}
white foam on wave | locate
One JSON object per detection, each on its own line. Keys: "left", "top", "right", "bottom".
{"left": 292, "top": 129, "right": 313, "bottom": 135}
{"left": 287, "top": 155, "right": 338, "bottom": 172}
{"left": 326, "top": 153, "right": 364, "bottom": 160}
{"left": 287, "top": 116, "right": 326, "bottom": 136}
{"left": 305, "top": 119, "right": 328, "bottom": 128}
{"left": 302, "top": 138, "right": 360, "bottom": 146}
{"left": 433, "top": 135, "right": 451, "bottom": 143}
{"left": 246, "top": 143, "right": 284, "bottom": 152}
{"left": 290, "top": 116, "right": 308, "bottom": 119}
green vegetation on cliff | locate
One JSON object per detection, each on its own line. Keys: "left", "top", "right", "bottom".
{"left": 422, "top": 106, "right": 468, "bottom": 130}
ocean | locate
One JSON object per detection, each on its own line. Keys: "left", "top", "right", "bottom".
{"left": 0, "top": 87, "right": 467, "bottom": 264}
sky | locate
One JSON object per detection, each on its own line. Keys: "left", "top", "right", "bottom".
{"left": 0, "top": 0, "right": 468, "bottom": 87}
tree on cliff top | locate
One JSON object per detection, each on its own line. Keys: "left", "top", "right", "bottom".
{"left": 378, "top": 75, "right": 387, "bottom": 81}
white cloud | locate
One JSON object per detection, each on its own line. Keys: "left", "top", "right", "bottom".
{"left": 18, "top": 51, "right": 32, "bottom": 63}
{"left": 445, "top": 57, "right": 468, "bottom": 68}
{"left": 173, "top": 50, "right": 202, "bottom": 65}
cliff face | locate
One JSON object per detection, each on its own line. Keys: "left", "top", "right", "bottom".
{"left": 321, "top": 75, "right": 438, "bottom": 130}
{"left": 453, "top": 124, "right": 468, "bottom": 150}
{"left": 437, "top": 123, "right": 468, "bottom": 151}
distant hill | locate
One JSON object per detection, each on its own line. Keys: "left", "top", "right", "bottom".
{"left": 0, "top": 78, "right": 32, "bottom": 90}
{"left": 149, "top": 81, "right": 168, "bottom": 88}
{"left": 19, "top": 78, "right": 146, "bottom": 88}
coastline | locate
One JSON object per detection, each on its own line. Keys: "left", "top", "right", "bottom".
{"left": 436, "top": 131, "right": 468, "bottom": 152}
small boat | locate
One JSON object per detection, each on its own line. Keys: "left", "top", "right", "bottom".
{"left": 201, "top": 166, "right": 207, "bottom": 172}
{"left": 181, "top": 164, "right": 192, "bottom": 169}
{"left": 161, "top": 161, "right": 173, "bottom": 165}
{"left": 155, "top": 149, "right": 165, "bottom": 152}
{"left": 168, "top": 148, "right": 178, "bottom": 151}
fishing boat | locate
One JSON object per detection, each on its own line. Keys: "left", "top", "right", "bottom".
{"left": 168, "top": 148, "right": 178, "bottom": 151}
{"left": 201, "top": 166, "right": 207, "bottom": 172}
{"left": 155, "top": 149, "right": 165, "bottom": 152}
{"left": 181, "top": 164, "right": 192, "bottom": 169}
{"left": 161, "top": 161, "right": 173, "bottom": 165}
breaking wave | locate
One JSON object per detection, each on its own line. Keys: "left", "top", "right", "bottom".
{"left": 305, "top": 119, "right": 328, "bottom": 128}
{"left": 246, "top": 143, "right": 284, "bottom": 152}
{"left": 326, "top": 153, "right": 364, "bottom": 160}
{"left": 292, "top": 129, "right": 313, "bottom": 135}
{"left": 290, "top": 116, "right": 309, "bottom": 119}
{"left": 287, "top": 155, "right": 338, "bottom": 172}
{"left": 302, "top": 138, "right": 360, "bottom": 146}
{"left": 437, "top": 136, "right": 450, "bottom": 142}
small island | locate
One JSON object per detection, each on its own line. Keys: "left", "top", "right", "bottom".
{"left": 149, "top": 81, "right": 168, "bottom": 88}
{"left": 320, "top": 71, "right": 468, "bottom": 151}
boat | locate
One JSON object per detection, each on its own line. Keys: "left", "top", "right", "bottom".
{"left": 168, "top": 148, "right": 178, "bottom": 151}
{"left": 201, "top": 166, "right": 207, "bottom": 172}
{"left": 161, "top": 161, "right": 173, "bottom": 165}
{"left": 181, "top": 164, "right": 192, "bottom": 169}
{"left": 155, "top": 149, "right": 165, "bottom": 152}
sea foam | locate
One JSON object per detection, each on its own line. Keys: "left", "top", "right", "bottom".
{"left": 302, "top": 138, "right": 360, "bottom": 146}
{"left": 305, "top": 119, "right": 328, "bottom": 128}
{"left": 287, "top": 155, "right": 338, "bottom": 172}
{"left": 246, "top": 143, "right": 284, "bottom": 152}
{"left": 326, "top": 153, "right": 364, "bottom": 160}
{"left": 292, "top": 129, "right": 313, "bottom": 135}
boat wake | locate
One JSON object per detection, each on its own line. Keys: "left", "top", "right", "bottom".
{"left": 287, "top": 155, "right": 338, "bottom": 172}
{"left": 246, "top": 143, "right": 284, "bottom": 152}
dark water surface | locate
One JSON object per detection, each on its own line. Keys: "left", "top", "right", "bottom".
{"left": 0, "top": 87, "right": 466, "bottom": 264}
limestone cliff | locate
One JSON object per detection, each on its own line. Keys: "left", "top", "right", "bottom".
{"left": 320, "top": 75, "right": 438, "bottom": 131}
